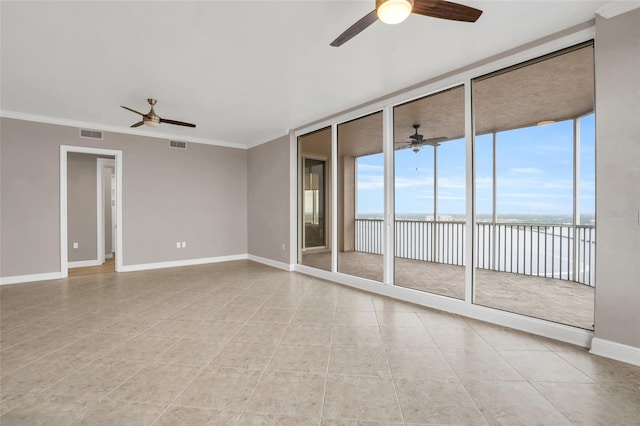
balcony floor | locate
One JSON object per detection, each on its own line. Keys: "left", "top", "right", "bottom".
{"left": 301, "top": 251, "right": 594, "bottom": 330}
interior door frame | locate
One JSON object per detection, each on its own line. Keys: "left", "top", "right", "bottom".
{"left": 61, "top": 146, "right": 123, "bottom": 275}
{"left": 301, "top": 154, "right": 329, "bottom": 251}
{"left": 97, "top": 158, "right": 116, "bottom": 264}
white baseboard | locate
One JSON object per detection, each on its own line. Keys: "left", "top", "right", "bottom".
{"left": 590, "top": 337, "right": 640, "bottom": 367}
{"left": 248, "top": 254, "right": 294, "bottom": 271}
{"left": 68, "top": 259, "right": 102, "bottom": 268}
{"left": 105, "top": 253, "right": 113, "bottom": 259}
{"left": 119, "top": 254, "right": 248, "bottom": 272}
{"left": 294, "top": 264, "right": 594, "bottom": 348}
{"left": 0, "top": 271, "right": 66, "bottom": 286}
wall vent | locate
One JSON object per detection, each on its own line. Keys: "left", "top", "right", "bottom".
{"left": 79, "top": 129, "right": 103, "bottom": 140}
{"left": 169, "top": 140, "right": 187, "bottom": 149}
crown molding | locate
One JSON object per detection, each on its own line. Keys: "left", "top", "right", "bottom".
{"left": 0, "top": 110, "right": 247, "bottom": 150}
{"left": 245, "top": 129, "right": 290, "bottom": 149}
{"left": 596, "top": 1, "right": 640, "bottom": 19}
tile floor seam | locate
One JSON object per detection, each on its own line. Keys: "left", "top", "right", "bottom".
{"left": 428, "top": 326, "right": 493, "bottom": 426}
{"left": 513, "top": 380, "right": 576, "bottom": 425}
{"left": 149, "top": 285, "right": 280, "bottom": 426}
{"left": 48, "top": 320, "right": 188, "bottom": 424}
{"left": 526, "top": 381, "right": 579, "bottom": 425}
{"left": 553, "top": 350, "right": 602, "bottom": 384}
{"left": 317, "top": 306, "right": 336, "bottom": 425}
{"left": 2, "top": 262, "right": 637, "bottom": 425}
{"left": 490, "top": 348, "right": 577, "bottom": 425}
{"left": 0, "top": 327, "right": 62, "bottom": 352}
{"left": 45, "top": 359, "right": 151, "bottom": 426}
{"left": 231, "top": 290, "right": 331, "bottom": 425}
{"left": 0, "top": 285, "right": 113, "bottom": 327}
{"left": 0, "top": 326, "right": 134, "bottom": 381}
{"left": 372, "top": 308, "right": 408, "bottom": 426}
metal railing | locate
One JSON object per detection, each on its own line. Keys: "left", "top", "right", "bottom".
{"left": 394, "top": 220, "right": 466, "bottom": 266}
{"left": 354, "top": 219, "right": 596, "bottom": 286}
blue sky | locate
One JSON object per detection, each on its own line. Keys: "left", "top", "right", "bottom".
{"left": 356, "top": 114, "right": 595, "bottom": 216}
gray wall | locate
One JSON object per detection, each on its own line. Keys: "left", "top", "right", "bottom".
{"left": 0, "top": 118, "right": 247, "bottom": 277}
{"left": 0, "top": 119, "right": 61, "bottom": 276}
{"left": 67, "top": 153, "right": 101, "bottom": 262}
{"left": 594, "top": 9, "right": 640, "bottom": 349}
{"left": 247, "top": 135, "right": 290, "bottom": 264}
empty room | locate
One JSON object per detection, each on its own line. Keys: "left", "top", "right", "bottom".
{"left": 1, "top": 1, "right": 639, "bottom": 425}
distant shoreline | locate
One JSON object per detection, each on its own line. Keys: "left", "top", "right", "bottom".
{"left": 356, "top": 213, "right": 595, "bottom": 225}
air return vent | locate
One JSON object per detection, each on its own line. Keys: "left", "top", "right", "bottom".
{"left": 79, "top": 129, "right": 103, "bottom": 139}
{"left": 169, "top": 140, "right": 187, "bottom": 149}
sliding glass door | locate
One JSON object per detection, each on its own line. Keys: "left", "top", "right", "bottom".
{"left": 296, "top": 42, "right": 595, "bottom": 331}
{"left": 472, "top": 43, "right": 595, "bottom": 329}
{"left": 393, "top": 86, "right": 466, "bottom": 299}
{"left": 299, "top": 127, "right": 332, "bottom": 271}
{"left": 337, "top": 112, "right": 384, "bottom": 281}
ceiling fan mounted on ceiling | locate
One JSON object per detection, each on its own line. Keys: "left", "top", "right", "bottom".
{"left": 121, "top": 98, "right": 196, "bottom": 128}
{"left": 395, "top": 124, "right": 447, "bottom": 153}
{"left": 331, "top": 0, "right": 482, "bottom": 47}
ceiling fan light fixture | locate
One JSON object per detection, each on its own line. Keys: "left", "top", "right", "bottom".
{"left": 144, "top": 117, "right": 161, "bottom": 127}
{"left": 376, "top": 0, "right": 414, "bottom": 24}
{"left": 412, "top": 145, "right": 421, "bottom": 153}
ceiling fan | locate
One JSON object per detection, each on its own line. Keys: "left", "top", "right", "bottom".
{"left": 330, "top": 0, "right": 482, "bottom": 47}
{"left": 120, "top": 98, "right": 196, "bottom": 128}
{"left": 395, "top": 124, "right": 447, "bottom": 153}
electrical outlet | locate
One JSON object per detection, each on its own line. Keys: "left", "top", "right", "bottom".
{"left": 73, "top": 242, "right": 78, "bottom": 249}
{"left": 176, "top": 242, "right": 181, "bottom": 248}
{"left": 181, "top": 241, "right": 186, "bottom": 248}
{"left": 281, "top": 243, "right": 286, "bottom": 251}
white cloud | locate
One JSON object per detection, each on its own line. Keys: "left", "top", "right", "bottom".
{"left": 541, "top": 181, "right": 572, "bottom": 190}
{"left": 394, "top": 176, "right": 432, "bottom": 189}
{"left": 475, "top": 176, "right": 493, "bottom": 189}
{"left": 500, "top": 192, "right": 570, "bottom": 199}
{"left": 438, "top": 195, "right": 466, "bottom": 200}
{"left": 435, "top": 176, "right": 465, "bottom": 190}
{"left": 357, "top": 163, "right": 384, "bottom": 172}
{"left": 510, "top": 167, "right": 543, "bottom": 174}
{"left": 357, "top": 175, "right": 384, "bottom": 190}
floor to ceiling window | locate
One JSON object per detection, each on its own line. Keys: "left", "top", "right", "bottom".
{"left": 472, "top": 43, "right": 595, "bottom": 329}
{"left": 296, "top": 41, "right": 595, "bottom": 332}
{"left": 299, "top": 127, "right": 332, "bottom": 271}
{"left": 338, "top": 112, "right": 384, "bottom": 281}
{"left": 393, "top": 86, "right": 466, "bottom": 299}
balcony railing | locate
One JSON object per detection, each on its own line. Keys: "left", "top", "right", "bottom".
{"left": 354, "top": 219, "right": 596, "bottom": 286}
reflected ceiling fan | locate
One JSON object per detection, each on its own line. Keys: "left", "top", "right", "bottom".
{"left": 331, "top": 0, "right": 482, "bottom": 47}
{"left": 121, "top": 98, "right": 196, "bottom": 128}
{"left": 395, "top": 124, "right": 447, "bottom": 153}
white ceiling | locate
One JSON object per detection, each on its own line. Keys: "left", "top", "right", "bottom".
{"left": 0, "top": 1, "right": 615, "bottom": 148}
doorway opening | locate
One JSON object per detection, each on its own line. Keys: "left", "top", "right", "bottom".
{"left": 303, "top": 157, "right": 328, "bottom": 250}
{"left": 60, "top": 146, "right": 123, "bottom": 277}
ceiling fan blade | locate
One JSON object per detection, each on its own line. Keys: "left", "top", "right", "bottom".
{"left": 160, "top": 118, "right": 196, "bottom": 128}
{"left": 394, "top": 143, "right": 414, "bottom": 150}
{"left": 121, "top": 105, "right": 148, "bottom": 117}
{"left": 330, "top": 10, "right": 378, "bottom": 47}
{"left": 130, "top": 121, "right": 144, "bottom": 128}
{"left": 420, "top": 137, "right": 448, "bottom": 146}
{"left": 412, "top": 0, "right": 482, "bottom": 22}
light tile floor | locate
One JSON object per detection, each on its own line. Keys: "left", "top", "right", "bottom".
{"left": 1, "top": 260, "right": 638, "bottom": 425}
{"left": 302, "top": 251, "right": 595, "bottom": 329}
